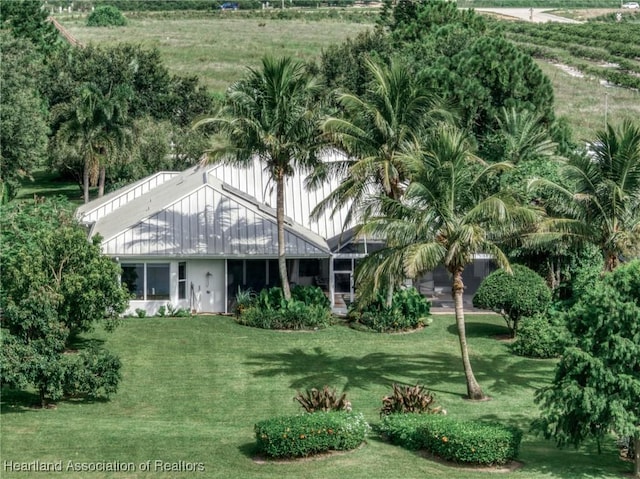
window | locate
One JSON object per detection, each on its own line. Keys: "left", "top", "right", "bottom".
{"left": 121, "top": 263, "right": 170, "bottom": 300}
{"left": 298, "top": 259, "right": 320, "bottom": 277}
{"left": 178, "top": 262, "right": 186, "bottom": 300}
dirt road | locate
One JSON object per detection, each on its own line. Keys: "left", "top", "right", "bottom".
{"left": 474, "top": 8, "right": 582, "bottom": 23}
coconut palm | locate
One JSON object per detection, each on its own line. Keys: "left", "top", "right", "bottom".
{"left": 194, "top": 56, "right": 324, "bottom": 300}
{"left": 357, "top": 124, "right": 539, "bottom": 400}
{"left": 529, "top": 120, "right": 640, "bottom": 271}
{"left": 311, "top": 58, "right": 449, "bottom": 225}
{"left": 53, "top": 82, "right": 132, "bottom": 203}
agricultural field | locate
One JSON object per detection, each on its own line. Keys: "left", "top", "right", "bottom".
{"left": 56, "top": 9, "right": 640, "bottom": 139}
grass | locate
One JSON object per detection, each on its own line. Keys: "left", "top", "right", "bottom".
{"left": 1, "top": 314, "right": 630, "bottom": 478}
{"left": 16, "top": 168, "right": 86, "bottom": 204}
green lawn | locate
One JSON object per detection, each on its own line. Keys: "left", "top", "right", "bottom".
{"left": 1, "top": 315, "right": 628, "bottom": 478}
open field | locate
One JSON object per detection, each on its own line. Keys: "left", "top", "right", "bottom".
{"left": 57, "top": 12, "right": 640, "bottom": 140}
{"left": 0, "top": 315, "right": 629, "bottom": 479}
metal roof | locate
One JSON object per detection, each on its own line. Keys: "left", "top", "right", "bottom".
{"left": 81, "top": 165, "right": 330, "bottom": 258}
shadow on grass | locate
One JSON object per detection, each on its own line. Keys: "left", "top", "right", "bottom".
{"left": 238, "top": 442, "right": 259, "bottom": 459}
{"left": 446, "top": 320, "right": 510, "bottom": 338}
{"left": 66, "top": 335, "right": 106, "bottom": 350}
{"left": 246, "top": 348, "right": 553, "bottom": 399}
{"left": 0, "top": 388, "right": 110, "bottom": 414}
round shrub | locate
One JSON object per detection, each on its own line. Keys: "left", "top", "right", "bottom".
{"left": 511, "top": 313, "right": 568, "bottom": 358}
{"left": 254, "top": 412, "right": 370, "bottom": 458}
{"left": 418, "top": 415, "right": 522, "bottom": 465}
{"left": 87, "top": 6, "right": 127, "bottom": 27}
{"left": 473, "top": 264, "right": 551, "bottom": 337}
{"left": 348, "top": 287, "right": 431, "bottom": 332}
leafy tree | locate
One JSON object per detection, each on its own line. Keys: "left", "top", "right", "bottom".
{"left": 534, "top": 260, "right": 640, "bottom": 477}
{"left": 0, "top": 34, "right": 49, "bottom": 202}
{"left": 0, "top": 198, "right": 128, "bottom": 406}
{"left": 195, "top": 56, "right": 324, "bottom": 300}
{"left": 472, "top": 264, "right": 552, "bottom": 337}
{"left": 529, "top": 120, "right": 640, "bottom": 272}
{"left": 87, "top": 5, "right": 127, "bottom": 27}
{"left": 357, "top": 123, "right": 538, "bottom": 399}
{"left": 0, "top": 0, "right": 62, "bottom": 55}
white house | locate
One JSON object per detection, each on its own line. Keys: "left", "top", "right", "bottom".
{"left": 76, "top": 156, "right": 493, "bottom": 315}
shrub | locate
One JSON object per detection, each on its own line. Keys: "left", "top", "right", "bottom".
{"left": 63, "top": 348, "right": 122, "bottom": 399}
{"left": 511, "top": 313, "right": 568, "bottom": 358}
{"left": 380, "top": 414, "right": 522, "bottom": 465}
{"left": 473, "top": 264, "right": 551, "bottom": 337}
{"left": 254, "top": 412, "right": 370, "bottom": 458}
{"left": 87, "top": 6, "right": 127, "bottom": 27}
{"left": 349, "top": 287, "right": 431, "bottom": 332}
{"left": 291, "top": 285, "right": 330, "bottom": 309}
{"left": 295, "top": 386, "right": 351, "bottom": 413}
{"left": 236, "top": 302, "right": 332, "bottom": 330}
{"left": 380, "top": 383, "right": 442, "bottom": 417}
{"left": 418, "top": 415, "right": 522, "bottom": 465}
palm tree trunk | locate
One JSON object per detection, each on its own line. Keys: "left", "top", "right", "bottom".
{"left": 98, "top": 166, "right": 106, "bottom": 198}
{"left": 276, "top": 170, "right": 291, "bottom": 300}
{"left": 83, "top": 160, "right": 90, "bottom": 204}
{"left": 452, "top": 268, "right": 485, "bottom": 400}
{"left": 604, "top": 252, "right": 618, "bottom": 272}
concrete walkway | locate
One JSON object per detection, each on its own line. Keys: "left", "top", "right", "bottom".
{"left": 474, "top": 8, "right": 582, "bottom": 23}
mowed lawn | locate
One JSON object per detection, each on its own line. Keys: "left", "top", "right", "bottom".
{"left": 1, "top": 315, "right": 628, "bottom": 479}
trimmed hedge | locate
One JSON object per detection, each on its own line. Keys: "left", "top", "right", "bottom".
{"left": 380, "top": 414, "right": 522, "bottom": 465}
{"left": 255, "top": 412, "right": 370, "bottom": 458}
{"left": 511, "top": 313, "right": 567, "bottom": 358}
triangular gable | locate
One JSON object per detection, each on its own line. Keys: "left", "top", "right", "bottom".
{"left": 100, "top": 184, "right": 329, "bottom": 257}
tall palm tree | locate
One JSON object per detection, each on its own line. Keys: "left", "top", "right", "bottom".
{"left": 529, "top": 120, "right": 640, "bottom": 271}
{"left": 496, "top": 107, "right": 556, "bottom": 165}
{"left": 194, "top": 56, "right": 324, "bottom": 300}
{"left": 357, "top": 124, "right": 539, "bottom": 400}
{"left": 53, "top": 82, "right": 132, "bottom": 203}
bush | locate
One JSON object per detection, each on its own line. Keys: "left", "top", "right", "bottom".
{"left": 295, "top": 386, "right": 351, "bottom": 413}
{"left": 380, "top": 414, "right": 522, "bottom": 465}
{"left": 511, "top": 313, "right": 567, "bottom": 358}
{"left": 291, "top": 285, "right": 330, "bottom": 309}
{"left": 473, "top": 264, "right": 551, "bottom": 337}
{"left": 255, "top": 412, "right": 370, "bottom": 458}
{"left": 63, "top": 348, "right": 122, "bottom": 399}
{"left": 380, "top": 383, "right": 442, "bottom": 417}
{"left": 87, "top": 6, "right": 127, "bottom": 27}
{"left": 349, "top": 287, "right": 431, "bottom": 332}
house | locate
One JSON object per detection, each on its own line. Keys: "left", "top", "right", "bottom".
{"left": 76, "top": 155, "right": 493, "bottom": 315}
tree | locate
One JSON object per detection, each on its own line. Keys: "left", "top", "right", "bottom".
{"left": 357, "top": 124, "right": 538, "bottom": 399}
{"left": 534, "top": 260, "right": 640, "bottom": 477}
{"left": 472, "top": 264, "right": 552, "bottom": 337}
{"left": 195, "top": 56, "right": 324, "bottom": 300}
{"left": 529, "top": 120, "right": 640, "bottom": 272}
{"left": 52, "top": 82, "right": 133, "bottom": 202}
{"left": 0, "top": 34, "right": 49, "bottom": 202}
{"left": 0, "top": 198, "right": 128, "bottom": 406}
{"left": 0, "top": 0, "right": 61, "bottom": 55}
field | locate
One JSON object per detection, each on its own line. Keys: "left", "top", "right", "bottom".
{"left": 56, "top": 11, "right": 640, "bottom": 140}
{"left": 1, "top": 315, "right": 629, "bottom": 478}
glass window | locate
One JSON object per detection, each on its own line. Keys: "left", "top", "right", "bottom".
{"left": 334, "top": 258, "right": 352, "bottom": 271}
{"left": 121, "top": 263, "right": 144, "bottom": 299}
{"left": 178, "top": 262, "right": 186, "bottom": 300}
{"left": 146, "top": 263, "right": 170, "bottom": 300}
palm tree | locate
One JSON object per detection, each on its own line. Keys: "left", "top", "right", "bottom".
{"left": 53, "top": 82, "right": 132, "bottom": 203}
{"left": 311, "top": 58, "right": 448, "bottom": 224}
{"left": 496, "top": 107, "right": 556, "bottom": 165}
{"left": 357, "top": 124, "right": 538, "bottom": 400}
{"left": 529, "top": 120, "right": 640, "bottom": 271}
{"left": 194, "top": 56, "right": 324, "bottom": 300}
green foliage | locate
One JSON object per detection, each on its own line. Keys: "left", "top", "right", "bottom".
{"left": 135, "top": 308, "right": 147, "bottom": 318}
{"left": 291, "top": 285, "right": 330, "bottom": 309}
{"left": 534, "top": 260, "right": 640, "bottom": 474}
{"left": 380, "top": 383, "right": 442, "bottom": 417}
{"left": 63, "top": 348, "right": 122, "bottom": 399}
{"left": 473, "top": 265, "right": 552, "bottom": 337}
{"left": 294, "top": 386, "right": 352, "bottom": 413}
{"left": 0, "top": 198, "right": 126, "bottom": 406}
{"left": 0, "top": 34, "right": 49, "bottom": 202}
{"left": 87, "top": 6, "right": 127, "bottom": 27}
{"left": 511, "top": 313, "right": 568, "bottom": 359}
{"left": 236, "top": 302, "right": 332, "bottom": 330}
{"left": 254, "top": 412, "right": 370, "bottom": 458}
{"left": 349, "top": 287, "right": 431, "bottom": 332}
{"left": 380, "top": 414, "right": 522, "bottom": 465}
{"left": 0, "top": 0, "right": 61, "bottom": 55}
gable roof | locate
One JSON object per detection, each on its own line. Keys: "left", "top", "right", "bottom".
{"left": 79, "top": 166, "right": 330, "bottom": 258}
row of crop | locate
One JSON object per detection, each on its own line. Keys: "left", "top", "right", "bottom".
{"left": 505, "top": 31, "right": 640, "bottom": 78}
{"left": 503, "top": 23, "right": 640, "bottom": 60}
